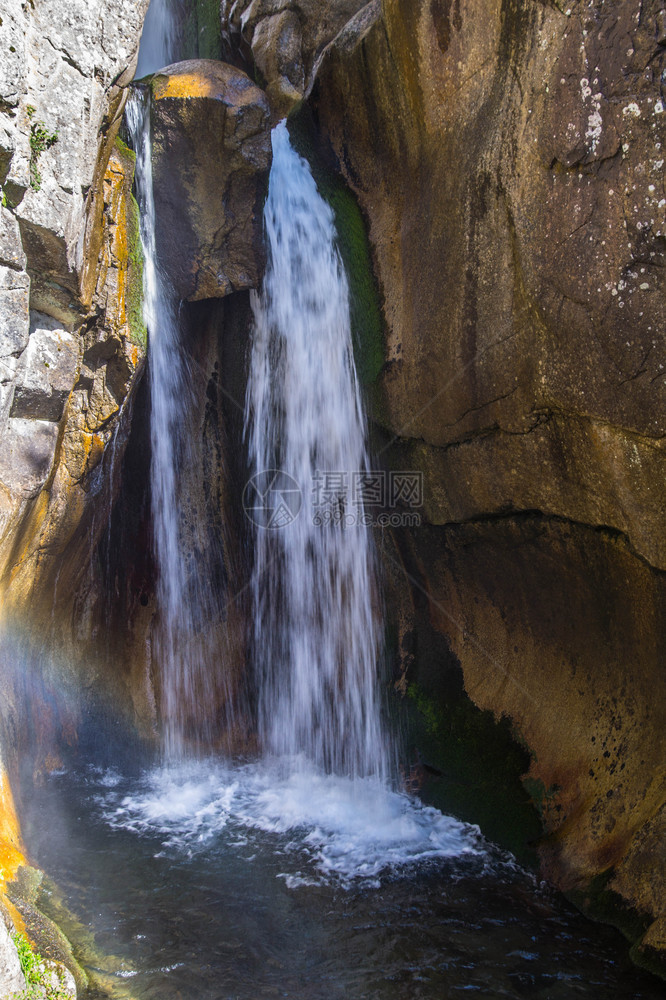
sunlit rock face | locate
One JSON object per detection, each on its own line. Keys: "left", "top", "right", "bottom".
{"left": 0, "top": 0, "right": 151, "bottom": 613}
{"left": 149, "top": 59, "right": 272, "bottom": 300}
{"left": 310, "top": 0, "right": 666, "bottom": 971}
{"left": 0, "top": 1, "right": 150, "bottom": 800}
{"left": 0, "top": 142, "right": 145, "bottom": 627}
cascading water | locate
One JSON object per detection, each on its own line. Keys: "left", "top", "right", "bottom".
{"left": 135, "top": 0, "right": 180, "bottom": 78}
{"left": 14, "top": 18, "right": 665, "bottom": 997}
{"left": 245, "top": 121, "right": 390, "bottom": 781}
{"left": 126, "top": 93, "right": 229, "bottom": 758}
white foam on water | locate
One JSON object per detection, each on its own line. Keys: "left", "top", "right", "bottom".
{"left": 95, "top": 759, "right": 482, "bottom": 880}
{"left": 98, "top": 764, "right": 238, "bottom": 847}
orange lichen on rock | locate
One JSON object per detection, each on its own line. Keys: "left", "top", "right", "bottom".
{"left": 98, "top": 138, "right": 143, "bottom": 347}
{"left": 0, "top": 767, "right": 26, "bottom": 885}
{"left": 152, "top": 59, "right": 266, "bottom": 107}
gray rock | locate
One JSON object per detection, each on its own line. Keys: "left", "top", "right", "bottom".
{"left": 31, "top": 0, "right": 148, "bottom": 210}
{"left": 1, "top": 0, "right": 151, "bottom": 316}
{"left": 11, "top": 312, "right": 81, "bottom": 421}
{"left": 0, "top": 3, "right": 28, "bottom": 109}
{"left": 0, "top": 206, "right": 27, "bottom": 271}
{"left": 0, "top": 119, "right": 16, "bottom": 186}
{"left": 0, "top": 265, "right": 30, "bottom": 365}
{"left": 0, "top": 918, "right": 26, "bottom": 998}
{"left": 36, "top": 958, "right": 77, "bottom": 999}
{"left": 0, "top": 416, "right": 59, "bottom": 496}
{"left": 1, "top": 122, "right": 30, "bottom": 207}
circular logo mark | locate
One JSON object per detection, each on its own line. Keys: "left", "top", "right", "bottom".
{"left": 243, "top": 470, "right": 302, "bottom": 529}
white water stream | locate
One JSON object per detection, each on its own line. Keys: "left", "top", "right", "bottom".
{"left": 127, "top": 95, "right": 227, "bottom": 758}
{"left": 135, "top": 0, "right": 180, "bottom": 78}
{"left": 245, "top": 122, "right": 389, "bottom": 780}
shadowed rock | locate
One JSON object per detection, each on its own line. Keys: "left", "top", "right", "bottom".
{"left": 312, "top": 0, "right": 666, "bottom": 972}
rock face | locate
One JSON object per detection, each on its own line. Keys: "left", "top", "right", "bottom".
{"left": 0, "top": 917, "right": 26, "bottom": 998}
{"left": 149, "top": 60, "right": 272, "bottom": 300}
{"left": 315, "top": 0, "right": 666, "bottom": 565}
{"left": 0, "top": 0, "right": 150, "bottom": 616}
{"left": 0, "top": 0, "right": 149, "bottom": 888}
{"left": 0, "top": 140, "right": 146, "bottom": 630}
{"left": 0, "top": 0, "right": 663, "bottom": 981}
{"left": 308, "top": 0, "right": 666, "bottom": 970}
{"left": 0, "top": 0, "right": 150, "bottom": 320}
{"left": 221, "top": 0, "right": 371, "bottom": 111}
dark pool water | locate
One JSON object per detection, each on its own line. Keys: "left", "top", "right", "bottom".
{"left": 19, "top": 758, "right": 663, "bottom": 1000}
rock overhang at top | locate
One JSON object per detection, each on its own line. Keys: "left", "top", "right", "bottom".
{"left": 147, "top": 59, "right": 272, "bottom": 302}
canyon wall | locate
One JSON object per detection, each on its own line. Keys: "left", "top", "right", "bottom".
{"left": 306, "top": 0, "right": 666, "bottom": 972}
{"left": 0, "top": 0, "right": 664, "bottom": 983}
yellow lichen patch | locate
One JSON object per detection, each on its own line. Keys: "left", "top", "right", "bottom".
{"left": 102, "top": 150, "right": 132, "bottom": 336}
{"left": 5, "top": 489, "right": 50, "bottom": 596}
{"left": 153, "top": 71, "right": 224, "bottom": 100}
{"left": 127, "top": 343, "right": 139, "bottom": 368}
{"left": 151, "top": 60, "right": 263, "bottom": 108}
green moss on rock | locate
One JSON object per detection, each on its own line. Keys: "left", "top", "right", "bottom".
{"left": 564, "top": 871, "right": 666, "bottom": 980}
{"left": 127, "top": 191, "right": 146, "bottom": 349}
{"left": 183, "top": 0, "right": 223, "bottom": 61}
{"left": 6, "top": 866, "right": 88, "bottom": 994}
{"left": 521, "top": 776, "right": 561, "bottom": 821}
{"left": 405, "top": 679, "right": 541, "bottom": 862}
{"left": 398, "top": 607, "right": 542, "bottom": 864}
{"left": 113, "top": 135, "right": 136, "bottom": 166}
{"left": 287, "top": 108, "right": 385, "bottom": 386}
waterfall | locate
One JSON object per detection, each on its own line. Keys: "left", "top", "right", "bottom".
{"left": 245, "top": 122, "right": 390, "bottom": 781}
{"left": 135, "top": 0, "right": 180, "bottom": 79}
{"left": 127, "top": 94, "right": 228, "bottom": 758}
{"left": 103, "top": 108, "right": 479, "bottom": 886}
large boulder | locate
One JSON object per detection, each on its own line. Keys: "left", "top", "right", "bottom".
{"left": 149, "top": 59, "right": 272, "bottom": 301}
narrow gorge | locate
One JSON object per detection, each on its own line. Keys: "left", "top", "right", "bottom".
{"left": 0, "top": 0, "right": 664, "bottom": 997}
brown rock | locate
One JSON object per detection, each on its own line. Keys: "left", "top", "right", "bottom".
{"left": 314, "top": 0, "right": 666, "bottom": 559}
{"left": 311, "top": 0, "right": 666, "bottom": 963}
{"left": 149, "top": 59, "right": 271, "bottom": 301}
{"left": 222, "top": 0, "right": 371, "bottom": 111}
{"left": 391, "top": 515, "right": 666, "bottom": 942}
